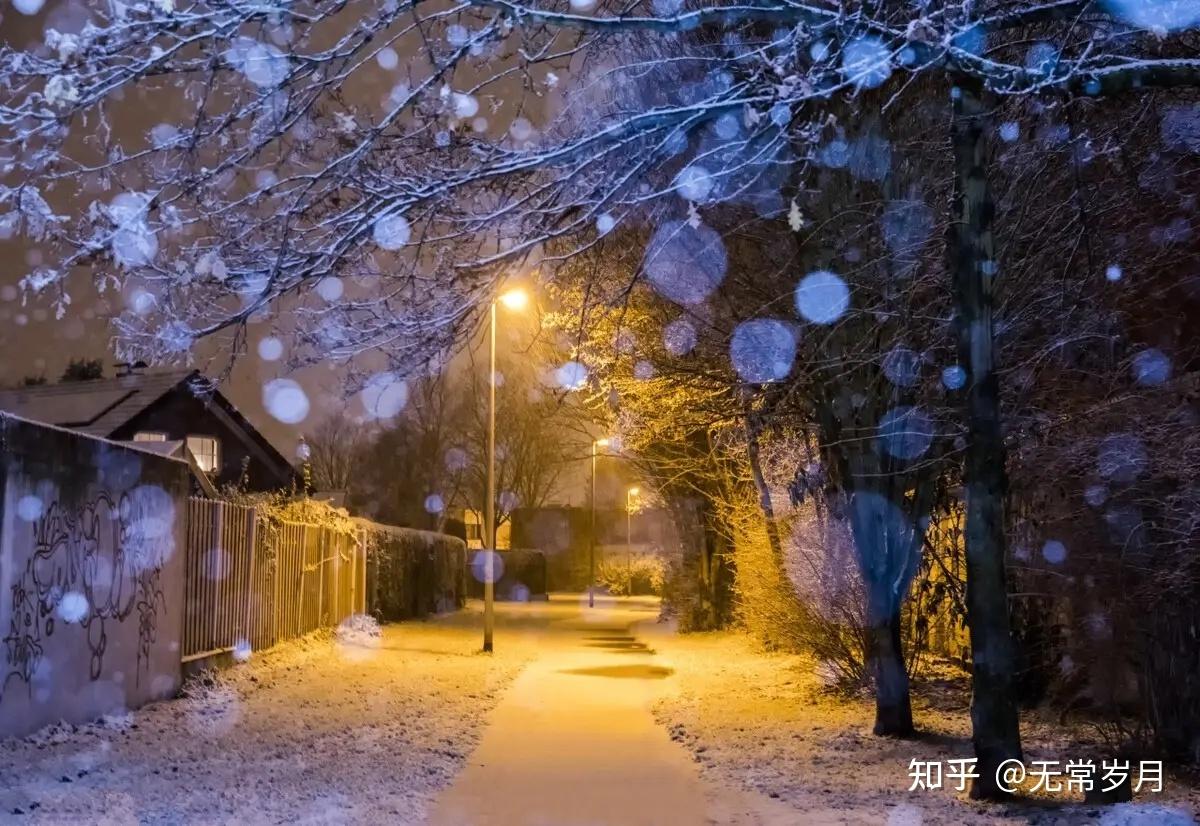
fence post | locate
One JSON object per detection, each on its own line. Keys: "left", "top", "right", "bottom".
{"left": 272, "top": 523, "right": 281, "bottom": 648}
{"left": 297, "top": 524, "right": 306, "bottom": 637}
{"left": 245, "top": 507, "right": 257, "bottom": 649}
{"left": 359, "top": 528, "right": 368, "bottom": 616}
{"left": 333, "top": 530, "right": 341, "bottom": 625}
{"left": 317, "top": 527, "right": 326, "bottom": 629}
{"left": 184, "top": 497, "right": 196, "bottom": 658}
{"left": 210, "top": 501, "right": 225, "bottom": 653}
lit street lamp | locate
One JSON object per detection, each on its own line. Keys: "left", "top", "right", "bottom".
{"left": 484, "top": 286, "right": 529, "bottom": 653}
{"left": 589, "top": 437, "right": 610, "bottom": 608}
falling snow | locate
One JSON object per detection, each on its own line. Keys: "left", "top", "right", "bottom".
{"left": 372, "top": 213, "right": 412, "bottom": 250}
{"left": 642, "top": 221, "right": 727, "bottom": 306}
{"left": 730, "top": 319, "right": 796, "bottom": 384}
{"left": 263, "top": 378, "right": 310, "bottom": 425}
{"left": 794, "top": 270, "right": 850, "bottom": 325}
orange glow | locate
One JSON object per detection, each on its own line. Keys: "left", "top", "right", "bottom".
{"left": 498, "top": 288, "right": 529, "bottom": 311}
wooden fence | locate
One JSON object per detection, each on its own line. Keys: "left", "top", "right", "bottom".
{"left": 182, "top": 498, "right": 367, "bottom": 663}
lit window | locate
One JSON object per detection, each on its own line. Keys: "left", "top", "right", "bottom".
{"left": 186, "top": 436, "right": 221, "bottom": 473}
{"left": 134, "top": 431, "right": 168, "bottom": 442}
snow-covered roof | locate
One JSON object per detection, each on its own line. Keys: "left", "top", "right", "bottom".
{"left": 0, "top": 369, "right": 195, "bottom": 437}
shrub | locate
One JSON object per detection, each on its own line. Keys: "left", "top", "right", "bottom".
{"left": 596, "top": 554, "right": 665, "bottom": 596}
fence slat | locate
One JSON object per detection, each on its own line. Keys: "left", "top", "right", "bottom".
{"left": 183, "top": 500, "right": 372, "bottom": 663}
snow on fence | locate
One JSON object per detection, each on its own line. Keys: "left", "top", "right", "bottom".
{"left": 182, "top": 498, "right": 366, "bottom": 663}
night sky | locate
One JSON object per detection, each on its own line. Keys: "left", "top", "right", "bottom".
{"left": 0, "top": 1, "right": 400, "bottom": 458}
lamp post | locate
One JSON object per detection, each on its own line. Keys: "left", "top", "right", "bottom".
{"left": 484, "top": 286, "right": 529, "bottom": 653}
{"left": 626, "top": 486, "right": 639, "bottom": 595}
{"left": 589, "top": 437, "right": 610, "bottom": 608}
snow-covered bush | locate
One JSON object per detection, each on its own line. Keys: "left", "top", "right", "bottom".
{"left": 218, "top": 487, "right": 361, "bottom": 565}
{"left": 782, "top": 500, "right": 873, "bottom": 689}
{"left": 596, "top": 554, "right": 666, "bottom": 596}
{"left": 335, "top": 614, "right": 382, "bottom": 647}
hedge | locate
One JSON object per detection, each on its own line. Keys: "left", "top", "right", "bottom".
{"left": 465, "top": 548, "right": 548, "bottom": 600}
{"left": 357, "top": 519, "right": 468, "bottom": 620}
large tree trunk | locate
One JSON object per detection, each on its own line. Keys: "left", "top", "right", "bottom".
{"left": 949, "top": 76, "right": 1024, "bottom": 800}
{"left": 816, "top": 396, "right": 920, "bottom": 738}
{"left": 870, "top": 608, "right": 915, "bottom": 736}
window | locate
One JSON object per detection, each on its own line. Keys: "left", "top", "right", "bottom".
{"left": 133, "top": 431, "right": 168, "bottom": 442}
{"left": 186, "top": 436, "right": 221, "bottom": 473}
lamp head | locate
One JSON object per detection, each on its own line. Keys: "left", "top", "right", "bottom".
{"left": 498, "top": 288, "right": 529, "bottom": 311}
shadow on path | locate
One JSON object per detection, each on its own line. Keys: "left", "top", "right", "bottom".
{"left": 558, "top": 664, "right": 675, "bottom": 680}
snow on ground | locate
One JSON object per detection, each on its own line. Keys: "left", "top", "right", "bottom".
{"left": 649, "top": 630, "right": 1200, "bottom": 826}
{"left": 0, "top": 617, "right": 530, "bottom": 825}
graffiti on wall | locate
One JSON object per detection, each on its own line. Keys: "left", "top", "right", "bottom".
{"left": 1, "top": 485, "right": 173, "bottom": 705}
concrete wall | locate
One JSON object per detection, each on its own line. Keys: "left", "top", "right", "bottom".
{"left": 0, "top": 414, "right": 188, "bottom": 738}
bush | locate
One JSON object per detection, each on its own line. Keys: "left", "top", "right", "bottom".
{"left": 595, "top": 554, "right": 665, "bottom": 596}
{"left": 739, "top": 492, "right": 951, "bottom": 693}
{"left": 335, "top": 614, "right": 382, "bottom": 647}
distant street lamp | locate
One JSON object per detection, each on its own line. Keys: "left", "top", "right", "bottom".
{"left": 626, "top": 486, "right": 640, "bottom": 594}
{"left": 484, "top": 286, "right": 529, "bottom": 653}
{"left": 589, "top": 437, "right": 610, "bottom": 608}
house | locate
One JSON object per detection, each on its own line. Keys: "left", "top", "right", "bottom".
{"left": 453, "top": 507, "right": 510, "bottom": 550}
{"left": 0, "top": 367, "right": 296, "bottom": 492}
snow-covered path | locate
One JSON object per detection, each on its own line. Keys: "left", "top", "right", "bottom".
{"left": 0, "top": 619, "right": 528, "bottom": 824}
{"left": 428, "top": 596, "right": 708, "bottom": 825}
{"left": 4, "top": 597, "right": 1199, "bottom": 825}
{"left": 428, "top": 595, "right": 797, "bottom": 826}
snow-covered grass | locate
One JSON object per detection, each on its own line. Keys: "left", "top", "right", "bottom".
{"left": 0, "top": 618, "right": 530, "bottom": 824}
{"left": 650, "top": 630, "right": 1200, "bottom": 826}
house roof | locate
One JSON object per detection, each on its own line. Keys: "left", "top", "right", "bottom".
{"left": 0, "top": 370, "right": 295, "bottom": 486}
{"left": 0, "top": 369, "right": 196, "bottom": 437}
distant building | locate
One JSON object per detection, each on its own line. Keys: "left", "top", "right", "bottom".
{"left": 447, "top": 506, "right": 511, "bottom": 550}
{"left": 510, "top": 504, "right": 675, "bottom": 589}
{"left": 0, "top": 367, "right": 296, "bottom": 492}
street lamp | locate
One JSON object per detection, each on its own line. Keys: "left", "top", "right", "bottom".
{"left": 589, "top": 437, "right": 610, "bottom": 608}
{"left": 484, "top": 286, "right": 529, "bottom": 653}
{"left": 626, "top": 486, "right": 640, "bottom": 594}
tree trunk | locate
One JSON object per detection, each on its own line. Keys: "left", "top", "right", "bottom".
{"left": 688, "top": 501, "right": 732, "bottom": 631}
{"left": 949, "top": 76, "right": 1024, "bottom": 800}
{"left": 743, "top": 393, "right": 785, "bottom": 562}
{"left": 871, "top": 609, "right": 915, "bottom": 736}
{"left": 698, "top": 515, "right": 717, "bottom": 629}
